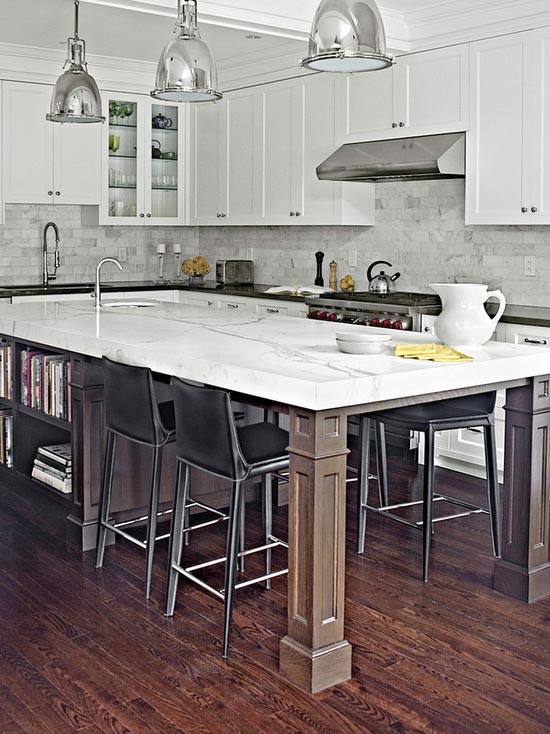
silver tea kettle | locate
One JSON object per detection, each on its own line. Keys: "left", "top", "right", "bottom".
{"left": 367, "top": 260, "right": 401, "bottom": 294}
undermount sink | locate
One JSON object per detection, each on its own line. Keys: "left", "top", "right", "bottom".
{"left": 101, "top": 300, "right": 159, "bottom": 309}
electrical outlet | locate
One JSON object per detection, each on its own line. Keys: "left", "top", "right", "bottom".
{"left": 246, "top": 247, "right": 254, "bottom": 261}
{"left": 524, "top": 255, "right": 536, "bottom": 277}
{"left": 117, "top": 247, "right": 127, "bottom": 262}
{"left": 348, "top": 249, "right": 357, "bottom": 267}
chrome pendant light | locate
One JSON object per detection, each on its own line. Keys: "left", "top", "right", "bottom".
{"left": 151, "top": 0, "right": 222, "bottom": 102}
{"left": 301, "top": 0, "right": 394, "bottom": 72}
{"left": 47, "top": 0, "right": 104, "bottom": 123}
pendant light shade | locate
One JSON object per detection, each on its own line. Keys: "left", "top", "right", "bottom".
{"left": 301, "top": 0, "right": 394, "bottom": 72}
{"left": 151, "top": 0, "right": 222, "bottom": 102}
{"left": 47, "top": 0, "right": 104, "bottom": 123}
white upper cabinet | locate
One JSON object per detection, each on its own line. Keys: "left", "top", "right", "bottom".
{"left": 466, "top": 28, "right": 550, "bottom": 225}
{"left": 189, "top": 74, "right": 374, "bottom": 226}
{"left": 189, "top": 88, "right": 259, "bottom": 225}
{"left": 2, "top": 81, "right": 101, "bottom": 205}
{"left": 258, "top": 75, "right": 375, "bottom": 225}
{"left": 100, "top": 93, "right": 187, "bottom": 225}
{"left": 342, "top": 44, "right": 469, "bottom": 142}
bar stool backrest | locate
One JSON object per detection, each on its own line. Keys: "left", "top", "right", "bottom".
{"left": 444, "top": 391, "right": 497, "bottom": 415}
{"left": 102, "top": 357, "right": 164, "bottom": 446}
{"left": 171, "top": 377, "right": 248, "bottom": 482}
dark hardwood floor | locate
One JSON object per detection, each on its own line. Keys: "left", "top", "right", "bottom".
{"left": 1, "top": 459, "right": 549, "bottom": 734}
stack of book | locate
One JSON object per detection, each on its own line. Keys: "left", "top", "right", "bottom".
{"left": 20, "top": 349, "right": 71, "bottom": 421}
{"left": 0, "top": 342, "right": 12, "bottom": 399}
{"left": 31, "top": 443, "right": 72, "bottom": 494}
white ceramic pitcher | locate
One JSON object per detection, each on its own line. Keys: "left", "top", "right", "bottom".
{"left": 429, "top": 283, "right": 506, "bottom": 347}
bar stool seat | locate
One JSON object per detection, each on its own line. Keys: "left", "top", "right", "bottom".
{"left": 165, "top": 377, "right": 289, "bottom": 658}
{"left": 357, "top": 392, "right": 501, "bottom": 582}
{"left": 95, "top": 357, "right": 176, "bottom": 599}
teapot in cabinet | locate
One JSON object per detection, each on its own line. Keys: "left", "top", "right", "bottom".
{"left": 152, "top": 113, "right": 173, "bottom": 129}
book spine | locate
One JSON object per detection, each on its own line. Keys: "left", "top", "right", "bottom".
{"left": 31, "top": 466, "right": 72, "bottom": 494}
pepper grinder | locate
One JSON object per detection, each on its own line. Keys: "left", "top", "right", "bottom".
{"left": 329, "top": 260, "right": 337, "bottom": 291}
{"left": 314, "top": 251, "right": 325, "bottom": 287}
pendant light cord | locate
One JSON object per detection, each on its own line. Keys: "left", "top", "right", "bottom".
{"left": 74, "top": 0, "right": 80, "bottom": 40}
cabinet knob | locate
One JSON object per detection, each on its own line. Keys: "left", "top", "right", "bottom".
{"left": 140, "top": 213, "right": 145, "bottom": 218}
{"left": 392, "top": 122, "right": 397, "bottom": 128}
{"left": 531, "top": 207, "right": 538, "bottom": 213}
{"left": 295, "top": 211, "right": 301, "bottom": 217}
{"left": 216, "top": 213, "right": 221, "bottom": 218}
{"left": 521, "top": 207, "right": 528, "bottom": 213}
{"left": 146, "top": 213, "right": 152, "bottom": 218}
{"left": 399, "top": 121, "right": 405, "bottom": 127}
{"left": 55, "top": 191, "right": 60, "bottom": 196}
{"left": 290, "top": 211, "right": 295, "bottom": 217}
{"left": 47, "top": 191, "right": 53, "bottom": 196}
{"left": 221, "top": 213, "right": 226, "bottom": 218}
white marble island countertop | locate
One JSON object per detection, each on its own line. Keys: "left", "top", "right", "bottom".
{"left": 0, "top": 299, "right": 548, "bottom": 411}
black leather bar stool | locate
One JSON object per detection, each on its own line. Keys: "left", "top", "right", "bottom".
{"left": 165, "top": 377, "right": 289, "bottom": 659}
{"left": 95, "top": 357, "right": 176, "bottom": 599}
{"left": 357, "top": 392, "right": 501, "bottom": 582}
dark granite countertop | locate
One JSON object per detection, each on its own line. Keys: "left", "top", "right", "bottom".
{"left": 1, "top": 281, "right": 549, "bottom": 327}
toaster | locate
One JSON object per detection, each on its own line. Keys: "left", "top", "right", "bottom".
{"left": 216, "top": 260, "right": 254, "bottom": 285}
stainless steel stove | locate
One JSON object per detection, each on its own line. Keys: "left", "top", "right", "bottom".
{"left": 305, "top": 291, "right": 441, "bottom": 332}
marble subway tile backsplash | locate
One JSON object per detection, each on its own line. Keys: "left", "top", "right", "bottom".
{"left": 0, "top": 205, "right": 198, "bottom": 285}
{"left": 199, "top": 180, "right": 550, "bottom": 307}
{"left": 2, "top": 179, "right": 550, "bottom": 307}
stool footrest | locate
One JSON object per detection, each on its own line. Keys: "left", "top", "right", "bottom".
{"left": 363, "top": 492, "right": 490, "bottom": 530}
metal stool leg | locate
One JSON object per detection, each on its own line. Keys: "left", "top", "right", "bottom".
{"left": 222, "top": 480, "right": 244, "bottom": 659}
{"left": 357, "top": 416, "right": 371, "bottom": 554}
{"left": 96, "top": 431, "right": 117, "bottom": 569}
{"left": 145, "top": 445, "right": 163, "bottom": 600}
{"left": 484, "top": 422, "right": 501, "bottom": 557}
{"left": 422, "top": 427, "right": 435, "bottom": 582}
{"left": 165, "top": 460, "right": 189, "bottom": 616}
{"left": 263, "top": 473, "right": 273, "bottom": 589}
{"left": 375, "top": 421, "right": 389, "bottom": 506}
{"left": 238, "top": 497, "right": 246, "bottom": 573}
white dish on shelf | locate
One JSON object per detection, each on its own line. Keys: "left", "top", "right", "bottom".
{"left": 335, "top": 332, "right": 392, "bottom": 343}
{"left": 336, "top": 337, "right": 391, "bottom": 355}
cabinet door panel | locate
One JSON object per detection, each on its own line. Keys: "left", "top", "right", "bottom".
{"left": 397, "top": 45, "right": 468, "bottom": 134}
{"left": 260, "top": 84, "right": 295, "bottom": 222}
{"left": 3, "top": 82, "right": 53, "bottom": 203}
{"left": 528, "top": 32, "right": 550, "bottom": 222}
{"left": 225, "top": 90, "right": 259, "bottom": 222}
{"left": 54, "top": 123, "right": 101, "bottom": 205}
{"left": 344, "top": 68, "right": 394, "bottom": 141}
{"left": 466, "top": 36, "right": 526, "bottom": 224}
{"left": 190, "top": 103, "right": 220, "bottom": 224}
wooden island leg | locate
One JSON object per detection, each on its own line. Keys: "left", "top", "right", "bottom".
{"left": 494, "top": 376, "right": 550, "bottom": 602}
{"left": 280, "top": 406, "right": 352, "bottom": 693}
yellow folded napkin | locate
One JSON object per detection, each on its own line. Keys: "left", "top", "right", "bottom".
{"left": 395, "top": 343, "right": 474, "bottom": 362}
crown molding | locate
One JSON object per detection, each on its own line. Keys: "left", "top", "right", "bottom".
{"left": 403, "top": 0, "right": 550, "bottom": 51}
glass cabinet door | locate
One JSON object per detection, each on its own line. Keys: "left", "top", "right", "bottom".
{"left": 107, "top": 98, "right": 139, "bottom": 219}
{"left": 148, "top": 103, "right": 181, "bottom": 221}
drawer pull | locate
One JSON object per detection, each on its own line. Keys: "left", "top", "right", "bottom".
{"left": 226, "top": 303, "right": 239, "bottom": 309}
{"left": 524, "top": 337, "right": 547, "bottom": 345}
{"left": 466, "top": 427, "right": 483, "bottom": 434}
{"left": 266, "top": 307, "right": 279, "bottom": 313}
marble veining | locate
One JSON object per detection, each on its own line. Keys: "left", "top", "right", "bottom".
{"left": 0, "top": 300, "right": 548, "bottom": 411}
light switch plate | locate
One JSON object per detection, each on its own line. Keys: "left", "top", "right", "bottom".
{"left": 348, "top": 249, "right": 357, "bottom": 267}
{"left": 117, "top": 247, "right": 127, "bottom": 262}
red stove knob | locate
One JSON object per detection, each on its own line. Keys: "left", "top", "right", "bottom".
{"left": 309, "top": 310, "right": 319, "bottom": 319}
{"left": 371, "top": 317, "right": 380, "bottom": 327}
{"left": 318, "top": 311, "right": 328, "bottom": 320}
{"left": 328, "top": 313, "right": 338, "bottom": 322}
{"left": 358, "top": 320, "right": 367, "bottom": 326}
{"left": 393, "top": 320, "right": 403, "bottom": 330}
{"left": 381, "top": 319, "right": 392, "bottom": 328}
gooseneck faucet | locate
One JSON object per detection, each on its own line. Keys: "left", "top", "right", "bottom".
{"left": 95, "top": 257, "right": 123, "bottom": 308}
{"left": 43, "top": 222, "right": 60, "bottom": 287}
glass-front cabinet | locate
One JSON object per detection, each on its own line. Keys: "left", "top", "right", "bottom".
{"left": 100, "top": 93, "right": 186, "bottom": 225}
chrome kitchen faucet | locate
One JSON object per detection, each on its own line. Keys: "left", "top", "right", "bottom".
{"left": 42, "top": 222, "right": 60, "bottom": 287}
{"left": 95, "top": 257, "right": 123, "bottom": 307}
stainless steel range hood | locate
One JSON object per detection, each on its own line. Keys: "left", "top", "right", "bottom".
{"left": 317, "top": 132, "right": 465, "bottom": 183}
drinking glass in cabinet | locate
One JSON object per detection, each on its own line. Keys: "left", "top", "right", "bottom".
{"left": 150, "top": 104, "right": 179, "bottom": 218}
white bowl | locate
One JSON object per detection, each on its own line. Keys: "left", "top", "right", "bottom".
{"left": 335, "top": 332, "right": 392, "bottom": 343}
{"left": 336, "top": 338, "right": 390, "bottom": 355}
